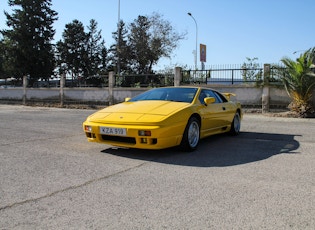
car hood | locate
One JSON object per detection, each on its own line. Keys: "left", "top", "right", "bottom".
{"left": 87, "top": 100, "right": 190, "bottom": 124}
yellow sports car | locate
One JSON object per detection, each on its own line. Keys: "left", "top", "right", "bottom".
{"left": 83, "top": 86, "right": 242, "bottom": 151}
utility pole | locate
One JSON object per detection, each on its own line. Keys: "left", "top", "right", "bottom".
{"left": 188, "top": 12, "right": 198, "bottom": 71}
{"left": 117, "top": 0, "right": 121, "bottom": 77}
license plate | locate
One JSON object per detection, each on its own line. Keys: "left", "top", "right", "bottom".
{"left": 100, "top": 126, "right": 127, "bottom": 136}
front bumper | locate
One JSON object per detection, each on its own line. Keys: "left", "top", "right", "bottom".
{"left": 83, "top": 122, "right": 185, "bottom": 150}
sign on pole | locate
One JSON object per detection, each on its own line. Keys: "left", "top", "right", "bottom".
{"left": 200, "top": 44, "right": 206, "bottom": 62}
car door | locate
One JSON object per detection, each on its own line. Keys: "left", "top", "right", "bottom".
{"left": 198, "top": 89, "right": 231, "bottom": 135}
{"left": 212, "top": 91, "right": 236, "bottom": 126}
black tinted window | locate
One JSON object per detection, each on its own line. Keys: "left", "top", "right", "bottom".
{"left": 129, "top": 88, "right": 198, "bottom": 103}
{"left": 199, "top": 89, "right": 223, "bottom": 103}
{"left": 213, "top": 91, "right": 228, "bottom": 103}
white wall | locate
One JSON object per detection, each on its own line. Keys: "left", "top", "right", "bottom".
{"left": 0, "top": 85, "right": 291, "bottom": 107}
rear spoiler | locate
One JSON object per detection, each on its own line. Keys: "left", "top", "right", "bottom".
{"left": 222, "top": 93, "right": 236, "bottom": 101}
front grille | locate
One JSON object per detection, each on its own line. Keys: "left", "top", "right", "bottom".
{"left": 86, "top": 133, "right": 96, "bottom": 138}
{"left": 102, "top": 135, "right": 136, "bottom": 144}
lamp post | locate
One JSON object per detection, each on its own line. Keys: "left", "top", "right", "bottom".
{"left": 188, "top": 12, "right": 198, "bottom": 71}
{"left": 117, "top": 0, "right": 121, "bottom": 76}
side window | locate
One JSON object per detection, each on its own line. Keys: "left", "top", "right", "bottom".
{"left": 198, "top": 90, "right": 207, "bottom": 103}
{"left": 213, "top": 91, "right": 228, "bottom": 103}
{"left": 199, "top": 89, "right": 218, "bottom": 103}
{"left": 199, "top": 89, "right": 229, "bottom": 104}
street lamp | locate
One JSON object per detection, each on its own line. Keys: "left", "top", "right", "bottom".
{"left": 117, "top": 0, "right": 121, "bottom": 76}
{"left": 188, "top": 12, "right": 198, "bottom": 71}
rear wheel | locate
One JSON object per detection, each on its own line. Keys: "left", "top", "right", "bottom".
{"left": 180, "top": 117, "right": 200, "bottom": 151}
{"left": 229, "top": 112, "right": 241, "bottom": 135}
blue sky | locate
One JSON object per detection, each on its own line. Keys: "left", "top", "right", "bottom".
{"left": 1, "top": 0, "right": 314, "bottom": 70}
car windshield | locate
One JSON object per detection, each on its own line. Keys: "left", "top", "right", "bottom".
{"left": 129, "top": 88, "right": 198, "bottom": 103}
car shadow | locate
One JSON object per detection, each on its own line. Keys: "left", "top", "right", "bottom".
{"left": 101, "top": 132, "right": 300, "bottom": 167}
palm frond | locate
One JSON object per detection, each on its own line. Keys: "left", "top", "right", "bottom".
{"left": 277, "top": 49, "right": 315, "bottom": 116}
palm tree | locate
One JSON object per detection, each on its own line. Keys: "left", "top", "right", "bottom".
{"left": 275, "top": 48, "right": 315, "bottom": 117}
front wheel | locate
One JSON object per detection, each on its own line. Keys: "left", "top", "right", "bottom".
{"left": 180, "top": 117, "right": 200, "bottom": 151}
{"left": 229, "top": 112, "right": 241, "bottom": 135}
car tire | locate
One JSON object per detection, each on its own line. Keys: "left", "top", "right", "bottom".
{"left": 180, "top": 117, "right": 200, "bottom": 151}
{"left": 229, "top": 112, "right": 241, "bottom": 135}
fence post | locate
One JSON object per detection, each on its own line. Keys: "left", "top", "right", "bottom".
{"left": 263, "top": 64, "right": 270, "bottom": 84}
{"left": 262, "top": 86, "right": 270, "bottom": 113}
{"left": 262, "top": 64, "right": 271, "bottom": 113}
{"left": 22, "top": 75, "right": 28, "bottom": 105}
{"left": 60, "top": 73, "right": 65, "bottom": 107}
{"left": 174, "top": 67, "right": 181, "bottom": 87}
{"left": 231, "top": 70, "right": 234, "bottom": 85}
{"left": 108, "top": 71, "right": 115, "bottom": 105}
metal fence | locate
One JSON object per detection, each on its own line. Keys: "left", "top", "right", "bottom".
{"left": 182, "top": 64, "right": 262, "bottom": 85}
{"left": 181, "top": 64, "right": 286, "bottom": 85}
{"left": 114, "top": 74, "right": 174, "bottom": 87}
{"left": 182, "top": 69, "right": 259, "bottom": 85}
{"left": 112, "top": 64, "right": 282, "bottom": 87}
{"left": 1, "top": 64, "right": 285, "bottom": 88}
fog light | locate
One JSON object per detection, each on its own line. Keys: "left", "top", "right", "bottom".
{"left": 140, "top": 138, "right": 148, "bottom": 143}
{"left": 85, "top": 125, "right": 92, "bottom": 132}
{"left": 138, "top": 130, "right": 151, "bottom": 136}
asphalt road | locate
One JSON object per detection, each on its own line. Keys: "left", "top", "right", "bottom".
{"left": 0, "top": 105, "right": 314, "bottom": 229}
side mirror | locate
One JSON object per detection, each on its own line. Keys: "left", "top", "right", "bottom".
{"left": 125, "top": 97, "right": 131, "bottom": 102}
{"left": 204, "top": 97, "right": 215, "bottom": 105}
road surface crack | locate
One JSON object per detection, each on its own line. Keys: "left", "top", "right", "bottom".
{"left": 0, "top": 162, "right": 146, "bottom": 211}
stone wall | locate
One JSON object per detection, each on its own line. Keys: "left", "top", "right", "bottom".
{"left": 0, "top": 84, "right": 291, "bottom": 109}
{"left": 0, "top": 70, "right": 294, "bottom": 110}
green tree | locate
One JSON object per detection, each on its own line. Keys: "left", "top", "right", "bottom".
{"left": 84, "top": 19, "right": 107, "bottom": 76}
{"left": 0, "top": 37, "right": 15, "bottom": 79}
{"left": 0, "top": 37, "right": 4, "bottom": 78}
{"left": 109, "top": 20, "right": 133, "bottom": 74}
{"left": 98, "top": 44, "right": 108, "bottom": 75}
{"left": 149, "top": 12, "right": 185, "bottom": 62}
{"left": 128, "top": 13, "right": 185, "bottom": 74}
{"left": 241, "top": 57, "right": 262, "bottom": 82}
{"left": 274, "top": 49, "right": 315, "bottom": 117}
{"left": 309, "top": 47, "right": 315, "bottom": 64}
{"left": 56, "top": 20, "right": 87, "bottom": 83}
{"left": 1, "top": 0, "right": 57, "bottom": 85}
{"left": 57, "top": 19, "right": 108, "bottom": 86}
{"left": 128, "top": 15, "right": 151, "bottom": 74}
